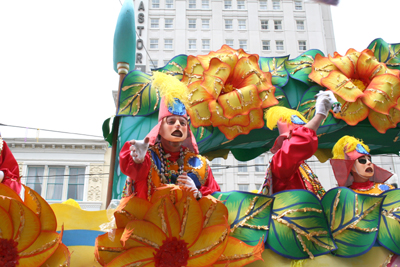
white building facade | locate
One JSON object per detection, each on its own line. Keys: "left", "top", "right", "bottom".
{"left": 6, "top": 138, "right": 111, "bottom": 210}
{"left": 133, "top": 0, "right": 336, "bottom": 72}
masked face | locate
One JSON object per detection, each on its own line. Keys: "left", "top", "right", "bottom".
{"left": 351, "top": 155, "right": 374, "bottom": 180}
{"left": 159, "top": 116, "right": 188, "bottom": 143}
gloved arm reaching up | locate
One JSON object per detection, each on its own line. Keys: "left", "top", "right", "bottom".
{"left": 129, "top": 137, "right": 150, "bottom": 164}
{"left": 305, "top": 90, "right": 340, "bottom": 132}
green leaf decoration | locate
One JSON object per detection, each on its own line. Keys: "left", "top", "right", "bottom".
{"left": 212, "top": 191, "right": 273, "bottom": 246}
{"left": 368, "top": 38, "right": 400, "bottom": 70}
{"left": 259, "top": 56, "right": 289, "bottom": 88}
{"left": 298, "top": 86, "right": 341, "bottom": 127}
{"left": 281, "top": 77, "right": 309, "bottom": 109}
{"left": 378, "top": 188, "right": 400, "bottom": 254}
{"left": 102, "top": 116, "right": 118, "bottom": 146}
{"left": 321, "top": 187, "right": 384, "bottom": 257}
{"left": 190, "top": 124, "right": 215, "bottom": 147}
{"left": 117, "top": 71, "right": 158, "bottom": 116}
{"left": 285, "top": 49, "right": 325, "bottom": 86}
{"left": 267, "top": 190, "right": 335, "bottom": 259}
{"left": 273, "top": 86, "right": 291, "bottom": 109}
{"left": 155, "top": 54, "right": 188, "bottom": 80}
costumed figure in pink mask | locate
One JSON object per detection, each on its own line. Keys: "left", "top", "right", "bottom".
{"left": 119, "top": 72, "right": 220, "bottom": 200}
{"left": 0, "top": 136, "right": 22, "bottom": 194}
{"left": 260, "top": 91, "right": 340, "bottom": 199}
{"left": 330, "top": 135, "right": 395, "bottom": 195}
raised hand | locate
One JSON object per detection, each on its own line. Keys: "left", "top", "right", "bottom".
{"left": 315, "top": 90, "right": 341, "bottom": 117}
{"left": 130, "top": 137, "right": 150, "bottom": 164}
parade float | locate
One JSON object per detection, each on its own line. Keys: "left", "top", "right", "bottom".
{"left": 1, "top": 0, "right": 400, "bottom": 266}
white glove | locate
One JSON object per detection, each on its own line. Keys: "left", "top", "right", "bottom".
{"left": 0, "top": 171, "right": 3, "bottom": 182}
{"left": 315, "top": 90, "right": 341, "bottom": 117}
{"left": 129, "top": 137, "right": 150, "bottom": 164}
{"left": 177, "top": 173, "right": 201, "bottom": 198}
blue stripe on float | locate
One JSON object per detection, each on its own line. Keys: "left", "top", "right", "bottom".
{"left": 57, "top": 230, "right": 105, "bottom": 246}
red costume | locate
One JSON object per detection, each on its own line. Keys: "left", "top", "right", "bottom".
{"left": 0, "top": 138, "right": 21, "bottom": 194}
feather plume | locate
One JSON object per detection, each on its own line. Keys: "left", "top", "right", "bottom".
{"left": 151, "top": 71, "right": 189, "bottom": 109}
{"left": 265, "top": 106, "right": 308, "bottom": 130}
{"left": 332, "top": 135, "right": 370, "bottom": 159}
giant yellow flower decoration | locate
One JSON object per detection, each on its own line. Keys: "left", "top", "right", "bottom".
{"left": 309, "top": 48, "right": 400, "bottom": 133}
{"left": 182, "top": 45, "right": 277, "bottom": 140}
{"left": 0, "top": 184, "right": 70, "bottom": 266}
{"left": 95, "top": 186, "right": 263, "bottom": 267}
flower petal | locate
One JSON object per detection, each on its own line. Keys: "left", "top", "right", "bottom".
{"left": 187, "top": 225, "right": 229, "bottom": 267}
{"left": 19, "top": 231, "right": 61, "bottom": 267}
{"left": 218, "top": 109, "right": 265, "bottom": 140}
{"left": 321, "top": 71, "right": 364, "bottom": 102}
{"left": 9, "top": 199, "right": 41, "bottom": 252}
{"left": 197, "top": 48, "right": 238, "bottom": 71}
{"left": 187, "top": 101, "right": 212, "bottom": 128}
{"left": 0, "top": 183, "right": 23, "bottom": 202}
{"left": 23, "top": 185, "right": 57, "bottom": 232}
{"left": 40, "top": 243, "right": 70, "bottom": 267}
{"left": 328, "top": 48, "right": 360, "bottom": 79}
{"left": 0, "top": 205, "right": 14, "bottom": 239}
{"left": 175, "top": 194, "right": 203, "bottom": 247}
{"left": 122, "top": 220, "right": 167, "bottom": 249}
{"left": 229, "top": 56, "right": 264, "bottom": 90}
{"left": 357, "top": 49, "right": 384, "bottom": 83}
{"left": 107, "top": 247, "right": 157, "bottom": 267}
{"left": 362, "top": 74, "right": 400, "bottom": 114}
{"left": 332, "top": 95, "right": 369, "bottom": 125}
{"left": 95, "top": 229, "right": 126, "bottom": 265}
{"left": 212, "top": 236, "right": 264, "bottom": 267}
{"left": 115, "top": 196, "right": 152, "bottom": 229}
{"left": 219, "top": 85, "right": 262, "bottom": 119}
{"left": 151, "top": 185, "right": 183, "bottom": 204}
{"left": 309, "top": 53, "right": 339, "bottom": 85}
{"left": 199, "top": 199, "right": 229, "bottom": 228}
{"left": 204, "top": 58, "right": 231, "bottom": 83}
{"left": 209, "top": 101, "right": 250, "bottom": 127}
{"left": 259, "top": 86, "right": 278, "bottom": 109}
{"left": 144, "top": 196, "right": 181, "bottom": 238}
{"left": 182, "top": 56, "right": 205, "bottom": 85}
{"left": 368, "top": 108, "right": 400, "bottom": 134}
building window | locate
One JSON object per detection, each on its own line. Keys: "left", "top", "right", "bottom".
{"left": 163, "top": 60, "right": 170, "bottom": 66}
{"left": 296, "top": 20, "right": 305, "bottom": 30}
{"left": 202, "top": 39, "right": 210, "bottom": 50}
{"left": 238, "top": 184, "right": 249, "bottom": 191}
{"left": 202, "top": 19, "right": 210, "bottom": 29}
{"left": 165, "top": 0, "right": 174, "bottom": 8}
{"left": 150, "top": 18, "right": 159, "bottom": 29}
{"left": 239, "top": 40, "right": 247, "bottom": 50}
{"left": 238, "top": 20, "right": 246, "bottom": 30}
{"left": 261, "top": 20, "right": 268, "bottom": 30}
{"left": 225, "top": 19, "right": 233, "bottom": 29}
{"left": 46, "top": 167, "right": 65, "bottom": 200}
{"left": 189, "top": 39, "right": 197, "bottom": 49}
{"left": 272, "top": 0, "right": 280, "bottom": 10}
{"left": 26, "top": 165, "right": 86, "bottom": 201}
{"left": 276, "top": 40, "right": 284, "bottom": 51}
{"left": 237, "top": 0, "right": 245, "bottom": 9}
{"left": 211, "top": 158, "right": 223, "bottom": 172}
{"left": 238, "top": 161, "right": 248, "bottom": 172}
{"left": 224, "top": 0, "right": 232, "bottom": 9}
{"left": 274, "top": 20, "right": 282, "bottom": 30}
{"left": 202, "top": 0, "right": 209, "bottom": 8}
{"left": 262, "top": 40, "right": 270, "bottom": 51}
{"left": 165, "top": 19, "right": 173, "bottom": 29}
{"left": 152, "top": 0, "right": 160, "bottom": 8}
{"left": 150, "top": 39, "right": 159, "bottom": 49}
{"left": 255, "top": 156, "right": 265, "bottom": 172}
{"left": 189, "top": 0, "right": 196, "bottom": 8}
{"left": 259, "top": 0, "right": 267, "bottom": 9}
{"left": 299, "top": 40, "right": 307, "bottom": 51}
{"left": 295, "top": 1, "right": 303, "bottom": 10}
{"left": 164, "top": 39, "right": 173, "bottom": 49}
{"left": 188, "top": 19, "right": 196, "bottom": 29}
{"left": 150, "top": 60, "right": 158, "bottom": 69}
{"left": 226, "top": 39, "right": 234, "bottom": 47}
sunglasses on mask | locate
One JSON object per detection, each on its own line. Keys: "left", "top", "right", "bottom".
{"left": 357, "top": 157, "right": 372, "bottom": 164}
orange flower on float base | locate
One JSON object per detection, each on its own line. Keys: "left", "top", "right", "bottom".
{"left": 0, "top": 184, "right": 70, "bottom": 267}
{"left": 182, "top": 45, "right": 278, "bottom": 140}
{"left": 95, "top": 186, "right": 263, "bottom": 267}
{"left": 309, "top": 48, "right": 400, "bottom": 133}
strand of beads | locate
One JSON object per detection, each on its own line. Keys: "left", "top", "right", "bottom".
{"left": 156, "top": 142, "right": 185, "bottom": 184}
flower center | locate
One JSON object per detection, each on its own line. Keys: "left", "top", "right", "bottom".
{"left": 154, "top": 237, "right": 189, "bottom": 267}
{"left": 0, "top": 238, "right": 19, "bottom": 267}
{"left": 352, "top": 79, "right": 367, "bottom": 92}
{"left": 221, "top": 83, "right": 235, "bottom": 94}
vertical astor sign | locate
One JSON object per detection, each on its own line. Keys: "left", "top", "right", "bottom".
{"left": 113, "top": 0, "right": 136, "bottom": 73}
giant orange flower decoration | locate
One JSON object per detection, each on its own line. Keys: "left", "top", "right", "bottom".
{"left": 95, "top": 186, "right": 263, "bottom": 267}
{"left": 309, "top": 48, "right": 400, "bottom": 133}
{"left": 0, "top": 184, "right": 70, "bottom": 266}
{"left": 182, "top": 45, "right": 278, "bottom": 139}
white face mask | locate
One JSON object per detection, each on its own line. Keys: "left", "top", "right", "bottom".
{"left": 159, "top": 116, "right": 188, "bottom": 143}
{"left": 351, "top": 156, "right": 374, "bottom": 181}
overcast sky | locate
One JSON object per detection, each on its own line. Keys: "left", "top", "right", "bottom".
{"left": 1, "top": 0, "right": 399, "bottom": 140}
